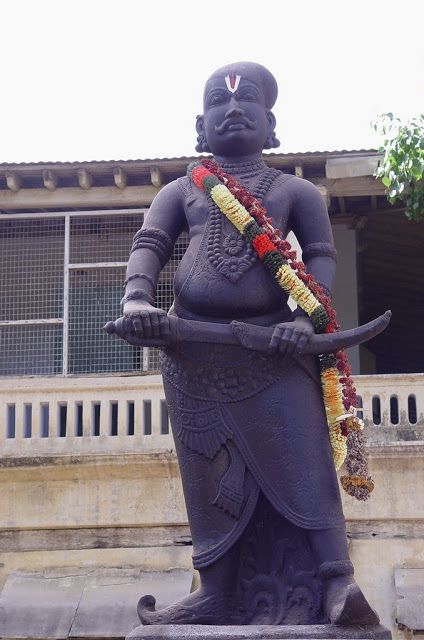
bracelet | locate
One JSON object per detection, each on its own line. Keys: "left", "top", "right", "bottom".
{"left": 123, "top": 273, "right": 156, "bottom": 290}
{"left": 120, "top": 289, "right": 155, "bottom": 307}
{"left": 302, "top": 242, "right": 337, "bottom": 263}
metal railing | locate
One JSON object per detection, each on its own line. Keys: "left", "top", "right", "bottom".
{"left": 0, "top": 209, "right": 188, "bottom": 377}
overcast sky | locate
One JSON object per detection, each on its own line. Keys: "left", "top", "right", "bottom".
{"left": 1, "top": 0, "right": 423, "bottom": 163}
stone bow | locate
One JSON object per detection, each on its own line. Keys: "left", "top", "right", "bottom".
{"left": 104, "top": 310, "right": 391, "bottom": 356}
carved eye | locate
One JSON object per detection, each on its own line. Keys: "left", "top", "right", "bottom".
{"left": 207, "top": 92, "right": 226, "bottom": 107}
{"left": 239, "top": 90, "right": 259, "bottom": 102}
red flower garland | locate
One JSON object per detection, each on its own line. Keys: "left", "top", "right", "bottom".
{"left": 252, "top": 234, "right": 277, "bottom": 259}
{"left": 201, "top": 158, "right": 357, "bottom": 412}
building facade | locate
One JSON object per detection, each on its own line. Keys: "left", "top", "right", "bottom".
{"left": 0, "top": 152, "right": 423, "bottom": 637}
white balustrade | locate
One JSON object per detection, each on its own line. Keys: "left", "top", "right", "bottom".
{"left": 354, "top": 373, "right": 424, "bottom": 428}
{"left": 0, "top": 373, "right": 423, "bottom": 459}
{"left": 0, "top": 374, "right": 173, "bottom": 458}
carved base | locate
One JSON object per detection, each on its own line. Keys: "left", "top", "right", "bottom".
{"left": 137, "top": 496, "right": 326, "bottom": 627}
{"left": 134, "top": 496, "right": 381, "bottom": 627}
{"left": 126, "top": 623, "right": 392, "bottom": 640}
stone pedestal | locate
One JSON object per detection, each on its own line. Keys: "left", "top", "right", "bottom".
{"left": 126, "top": 624, "right": 392, "bottom": 640}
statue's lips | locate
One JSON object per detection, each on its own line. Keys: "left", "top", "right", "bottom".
{"left": 226, "top": 123, "right": 247, "bottom": 131}
{"left": 215, "top": 118, "right": 256, "bottom": 134}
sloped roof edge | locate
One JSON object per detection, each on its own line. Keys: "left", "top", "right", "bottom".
{"left": 0, "top": 149, "right": 380, "bottom": 171}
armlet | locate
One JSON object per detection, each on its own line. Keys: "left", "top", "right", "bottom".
{"left": 130, "top": 227, "right": 173, "bottom": 267}
{"left": 302, "top": 242, "right": 337, "bottom": 263}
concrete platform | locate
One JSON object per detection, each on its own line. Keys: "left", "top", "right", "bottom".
{"left": 0, "top": 568, "right": 192, "bottom": 639}
{"left": 126, "top": 624, "right": 392, "bottom": 640}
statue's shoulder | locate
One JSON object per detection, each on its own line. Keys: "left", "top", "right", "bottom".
{"left": 290, "top": 175, "right": 322, "bottom": 196}
{"left": 262, "top": 168, "right": 295, "bottom": 203}
{"left": 174, "top": 175, "right": 194, "bottom": 202}
{"left": 149, "top": 177, "right": 186, "bottom": 210}
{"left": 269, "top": 172, "right": 325, "bottom": 206}
{"left": 155, "top": 178, "right": 185, "bottom": 198}
{"left": 147, "top": 179, "right": 188, "bottom": 227}
{"left": 268, "top": 170, "right": 317, "bottom": 193}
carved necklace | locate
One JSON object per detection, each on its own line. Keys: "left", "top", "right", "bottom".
{"left": 206, "top": 166, "right": 280, "bottom": 283}
{"left": 188, "top": 158, "right": 373, "bottom": 502}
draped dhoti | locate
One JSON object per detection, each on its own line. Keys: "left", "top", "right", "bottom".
{"left": 160, "top": 320, "right": 345, "bottom": 570}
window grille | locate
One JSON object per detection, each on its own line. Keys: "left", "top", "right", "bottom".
{"left": 0, "top": 210, "right": 189, "bottom": 377}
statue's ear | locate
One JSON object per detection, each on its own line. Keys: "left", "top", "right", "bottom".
{"left": 195, "top": 115, "right": 211, "bottom": 153}
{"left": 264, "top": 111, "right": 280, "bottom": 149}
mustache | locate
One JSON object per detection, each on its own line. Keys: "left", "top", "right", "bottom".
{"left": 214, "top": 116, "right": 256, "bottom": 134}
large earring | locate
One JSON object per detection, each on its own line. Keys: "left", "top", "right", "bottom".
{"left": 264, "top": 130, "right": 280, "bottom": 149}
{"left": 195, "top": 134, "right": 211, "bottom": 153}
{"left": 264, "top": 111, "right": 280, "bottom": 149}
{"left": 195, "top": 115, "right": 211, "bottom": 153}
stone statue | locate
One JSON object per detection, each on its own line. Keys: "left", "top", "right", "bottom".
{"left": 109, "top": 62, "right": 387, "bottom": 628}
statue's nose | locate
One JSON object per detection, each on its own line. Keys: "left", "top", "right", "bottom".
{"left": 225, "top": 98, "right": 244, "bottom": 119}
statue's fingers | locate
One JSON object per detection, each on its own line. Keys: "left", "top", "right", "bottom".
{"left": 269, "top": 326, "right": 284, "bottom": 354}
{"left": 296, "top": 332, "right": 309, "bottom": 354}
{"left": 150, "top": 312, "right": 161, "bottom": 339}
{"left": 282, "top": 328, "right": 299, "bottom": 355}
{"left": 277, "top": 328, "right": 292, "bottom": 356}
{"left": 159, "top": 314, "right": 171, "bottom": 339}
{"left": 124, "top": 333, "right": 145, "bottom": 347}
{"left": 131, "top": 315, "right": 144, "bottom": 338}
{"left": 140, "top": 311, "right": 152, "bottom": 338}
{"left": 120, "top": 316, "right": 134, "bottom": 334}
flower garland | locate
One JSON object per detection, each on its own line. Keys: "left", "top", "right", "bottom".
{"left": 188, "top": 159, "right": 374, "bottom": 500}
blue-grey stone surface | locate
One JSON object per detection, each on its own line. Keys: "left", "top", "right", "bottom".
{"left": 126, "top": 624, "right": 392, "bottom": 640}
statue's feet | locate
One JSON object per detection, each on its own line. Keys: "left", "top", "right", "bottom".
{"left": 320, "top": 562, "right": 379, "bottom": 626}
{"left": 137, "top": 589, "right": 232, "bottom": 625}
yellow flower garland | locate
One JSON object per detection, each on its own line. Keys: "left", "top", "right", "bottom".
{"left": 209, "top": 181, "right": 348, "bottom": 469}
{"left": 276, "top": 264, "right": 321, "bottom": 315}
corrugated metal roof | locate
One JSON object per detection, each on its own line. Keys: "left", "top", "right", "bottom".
{"left": 0, "top": 149, "right": 379, "bottom": 169}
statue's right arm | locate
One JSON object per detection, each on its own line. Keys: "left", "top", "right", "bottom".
{"left": 122, "top": 180, "right": 186, "bottom": 340}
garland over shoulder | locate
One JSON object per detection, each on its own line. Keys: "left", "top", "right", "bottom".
{"left": 188, "top": 158, "right": 374, "bottom": 501}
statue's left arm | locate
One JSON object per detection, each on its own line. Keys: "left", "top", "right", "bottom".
{"left": 269, "top": 177, "right": 336, "bottom": 354}
{"left": 288, "top": 177, "right": 337, "bottom": 298}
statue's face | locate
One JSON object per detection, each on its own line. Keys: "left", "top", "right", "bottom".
{"left": 200, "top": 75, "right": 271, "bottom": 157}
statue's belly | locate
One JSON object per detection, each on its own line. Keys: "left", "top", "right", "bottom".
{"left": 174, "top": 235, "right": 288, "bottom": 320}
{"left": 174, "top": 183, "right": 291, "bottom": 320}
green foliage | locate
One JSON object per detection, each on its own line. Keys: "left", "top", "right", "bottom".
{"left": 373, "top": 113, "right": 424, "bottom": 221}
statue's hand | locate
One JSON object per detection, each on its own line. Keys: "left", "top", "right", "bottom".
{"left": 269, "top": 316, "right": 314, "bottom": 356}
{"left": 123, "top": 300, "right": 170, "bottom": 341}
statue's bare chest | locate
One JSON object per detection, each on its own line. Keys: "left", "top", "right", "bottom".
{"left": 181, "top": 169, "right": 291, "bottom": 285}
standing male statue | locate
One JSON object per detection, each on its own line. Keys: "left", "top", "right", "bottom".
{"left": 118, "top": 62, "right": 382, "bottom": 627}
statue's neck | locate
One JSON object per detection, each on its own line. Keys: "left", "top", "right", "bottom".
{"left": 212, "top": 153, "right": 268, "bottom": 179}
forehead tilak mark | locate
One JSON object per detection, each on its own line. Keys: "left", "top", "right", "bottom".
{"left": 224, "top": 73, "right": 241, "bottom": 93}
